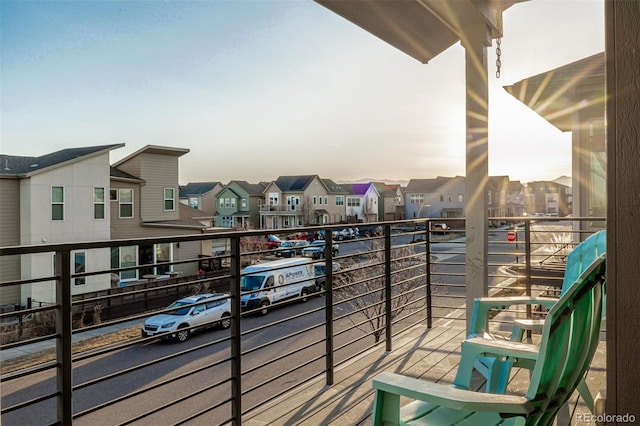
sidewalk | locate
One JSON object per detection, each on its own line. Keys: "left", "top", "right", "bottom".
{"left": 1, "top": 318, "right": 142, "bottom": 362}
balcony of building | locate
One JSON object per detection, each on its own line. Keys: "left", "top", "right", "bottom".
{"left": 0, "top": 218, "right": 606, "bottom": 425}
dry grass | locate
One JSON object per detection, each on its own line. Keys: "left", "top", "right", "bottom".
{"left": 1, "top": 326, "right": 141, "bottom": 374}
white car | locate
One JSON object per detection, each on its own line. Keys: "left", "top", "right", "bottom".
{"left": 141, "top": 293, "right": 231, "bottom": 342}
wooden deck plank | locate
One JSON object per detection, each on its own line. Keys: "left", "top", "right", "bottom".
{"left": 242, "top": 323, "right": 605, "bottom": 426}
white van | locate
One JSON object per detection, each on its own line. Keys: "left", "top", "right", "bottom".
{"left": 240, "top": 258, "right": 316, "bottom": 315}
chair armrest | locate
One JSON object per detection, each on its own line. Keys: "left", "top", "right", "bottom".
{"left": 373, "top": 372, "right": 533, "bottom": 414}
{"left": 470, "top": 296, "right": 558, "bottom": 336}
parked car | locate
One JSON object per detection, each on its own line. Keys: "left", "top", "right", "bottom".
{"left": 358, "top": 224, "right": 383, "bottom": 236}
{"left": 265, "top": 235, "right": 282, "bottom": 249}
{"left": 302, "top": 240, "right": 339, "bottom": 259}
{"left": 141, "top": 293, "right": 231, "bottom": 342}
{"left": 313, "top": 262, "right": 340, "bottom": 290}
{"left": 431, "top": 223, "right": 450, "bottom": 235}
{"left": 286, "top": 231, "right": 318, "bottom": 242}
{"left": 276, "top": 240, "right": 310, "bottom": 257}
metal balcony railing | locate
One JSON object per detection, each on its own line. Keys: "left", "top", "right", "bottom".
{"left": 0, "top": 217, "right": 605, "bottom": 425}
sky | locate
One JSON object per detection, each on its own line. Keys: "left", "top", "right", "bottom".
{"left": 0, "top": 0, "right": 604, "bottom": 185}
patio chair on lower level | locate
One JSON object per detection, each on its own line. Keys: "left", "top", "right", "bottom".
{"left": 372, "top": 254, "right": 606, "bottom": 426}
{"left": 454, "top": 230, "right": 605, "bottom": 411}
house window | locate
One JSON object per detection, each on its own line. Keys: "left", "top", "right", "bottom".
{"left": 119, "top": 188, "right": 134, "bottom": 218}
{"left": 230, "top": 198, "right": 236, "bottom": 208}
{"left": 458, "top": 194, "right": 464, "bottom": 202}
{"left": 286, "top": 196, "right": 300, "bottom": 210}
{"left": 268, "top": 193, "right": 279, "bottom": 205}
{"left": 94, "top": 187, "right": 105, "bottom": 219}
{"left": 74, "top": 251, "right": 86, "bottom": 286}
{"left": 110, "top": 189, "right": 118, "bottom": 201}
{"left": 448, "top": 194, "right": 454, "bottom": 202}
{"left": 189, "top": 197, "right": 199, "bottom": 209}
{"left": 164, "top": 188, "right": 175, "bottom": 211}
{"left": 219, "top": 198, "right": 224, "bottom": 208}
{"left": 313, "top": 196, "right": 317, "bottom": 205}
{"left": 335, "top": 196, "right": 344, "bottom": 206}
{"left": 347, "top": 197, "right": 360, "bottom": 207}
{"left": 224, "top": 198, "right": 230, "bottom": 208}
{"left": 409, "top": 194, "right": 424, "bottom": 204}
{"left": 156, "top": 243, "right": 171, "bottom": 275}
{"left": 241, "top": 199, "right": 247, "bottom": 208}
{"left": 52, "top": 186, "right": 64, "bottom": 220}
{"left": 324, "top": 196, "right": 328, "bottom": 205}
{"left": 439, "top": 195, "right": 444, "bottom": 202}
{"left": 116, "top": 246, "right": 137, "bottom": 280}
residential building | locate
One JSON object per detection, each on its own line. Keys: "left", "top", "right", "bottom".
{"left": 110, "top": 145, "right": 209, "bottom": 283}
{"left": 179, "top": 181, "right": 223, "bottom": 213}
{"left": 488, "top": 176, "right": 510, "bottom": 223}
{"left": 260, "top": 175, "right": 348, "bottom": 229}
{"left": 405, "top": 176, "right": 466, "bottom": 220}
{"left": 0, "top": 144, "right": 123, "bottom": 306}
{"left": 371, "top": 182, "right": 403, "bottom": 221}
{"left": 525, "top": 180, "right": 572, "bottom": 217}
{"left": 214, "top": 180, "right": 268, "bottom": 229}
{"left": 342, "top": 183, "right": 380, "bottom": 223}
{"left": 506, "top": 181, "right": 526, "bottom": 217}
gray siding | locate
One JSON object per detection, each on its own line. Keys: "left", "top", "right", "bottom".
{"left": 0, "top": 179, "right": 21, "bottom": 304}
{"left": 139, "top": 154, "right": 180, "bottom": 222}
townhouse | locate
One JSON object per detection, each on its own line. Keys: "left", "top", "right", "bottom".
{"left": 260, "top": 175, "right": 348, "bottom": 229}
{"left": 214, "top": 180, "right": 268, "bottom": 229}
{"left": 0, "top": 144, "right": 213, "bottom": 306}
{"left": 179, "top": 181, "right": 223, "bottom": 214}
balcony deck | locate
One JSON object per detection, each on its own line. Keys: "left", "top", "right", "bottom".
{"left": 244, "top": 320, "right": 606, "bottom": 426}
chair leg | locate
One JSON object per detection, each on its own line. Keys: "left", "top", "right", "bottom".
{"left": 372, "top": 390, "right": 401, "bottom": 426}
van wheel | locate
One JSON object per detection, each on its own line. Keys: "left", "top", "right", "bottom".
{"left": 220, "top": 313, "right": 231, "bottom": 329}
{"left": 300, "top": 288, "right": 309, "bottom": 303}
{"left": 176, "top": 325, "right": 190, "bottom": 343}
{"left": 259, "top": 300, "right": 269, "bottom": 316}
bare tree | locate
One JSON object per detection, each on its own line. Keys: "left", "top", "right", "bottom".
{"left": 334, "top": 240, "right": 428, "bottom": 343}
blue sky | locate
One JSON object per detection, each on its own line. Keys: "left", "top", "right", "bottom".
{"left": 1, "top": 0, "right": 604, "bottom": 184}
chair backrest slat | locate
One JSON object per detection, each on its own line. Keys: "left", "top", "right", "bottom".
{"left": 561, "top": 230, "right": 606, "bottom": 294}
{"left": 525, "top": 254, "right": 606, "bottom": 425}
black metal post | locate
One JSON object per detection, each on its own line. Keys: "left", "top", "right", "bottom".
{"left": 324, "top": 228, "right": 334, "bottom": 385}
{"left": 384, "top": 224, "right": 392, "bottom": 352}
{"left": 425, "top": 221, "right": 432, "bottom": 329}
{"left": 56, "top": 250, "right": 73, "bottom": 425}
{"left": 230, "top": 236, "right": 242, "bottom": 425}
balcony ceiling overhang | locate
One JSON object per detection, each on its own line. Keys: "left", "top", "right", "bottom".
{"left": 503, "top": 52, "right": 605, "bottom": 132}
{"left": 315, "top": 0, "right": 520, "bottom": 64}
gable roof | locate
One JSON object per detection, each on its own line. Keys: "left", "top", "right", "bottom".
{"left": 0, "top": 144, "right": 124, "bottom": 177}
{"left": 112, "top": 145, "right": 189, "bottom": 168}
{"left": 110, "top": 166, "right": 144, "bottom": 183}
{"left": 321, "top": 179, "right": 348, "bottom": 194}
{"left": 371, "top": 182, "right": 400, "bottom": 197}
{"left": 229, "top": 180, "right": 269, "bottom": 196}
{"left": 273, "top": 175, "right": 316, "bottom": 192}
{"left": 405, "top": 176, "right": 456, "bottom": 193}
{"left": 342, "top": 183, "right": 371, "bottom": 196}
{"left": 179, "top": 182, "right": 221, "bottom": 197}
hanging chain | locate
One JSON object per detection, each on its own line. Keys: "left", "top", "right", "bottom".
{"left": 495, "top": 9, "right": 502, "bottom": 79}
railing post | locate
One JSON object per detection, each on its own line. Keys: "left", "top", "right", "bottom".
{"left": 384, "top": 224, "right": 392, "bottom": 352}
{"left": 55, "top": 249, "right": 73, "bottom": 425}
{"left": 524, "top": 220, "right": 532, "bottom": 340}
{"left": 425, "top": 221, "right": 432, "bottom": 329}
{"left": 230, "top": 236, "right": 242, "bottom": 425}
{"left": 324, "top": 228, "right": 334, "bottom": 386}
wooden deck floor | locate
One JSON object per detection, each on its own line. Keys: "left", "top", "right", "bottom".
{"left": 244, "top": 321, "right": 606, "bottom": 426}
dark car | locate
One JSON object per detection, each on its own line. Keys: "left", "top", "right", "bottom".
{"left": 358, "top": 225, "right": 383, "bottom": 236}
{"left": 302, "top": 240, "right": 339, "bottom": 259}
{"left": 313, "top": 262, "right": 340, "bottom": 290}
{"left": 276, "top": 240, "right": 310, "bottom": 257}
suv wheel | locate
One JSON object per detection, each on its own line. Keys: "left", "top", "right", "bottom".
{"left": 176, "top": 325, "right": 190, "bottom": 343}
{"left": 220, "top": 313, "right": 231, "bottom": 329}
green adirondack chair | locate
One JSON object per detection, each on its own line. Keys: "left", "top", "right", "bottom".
{"left": 455, "top": 230, "right": 606, "bottom": 404}
{"left": 372, "top": 254, "right": 605, "bottom": 426}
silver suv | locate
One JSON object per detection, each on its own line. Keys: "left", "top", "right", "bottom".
{"left": 141, "top": 293, "right": 231, "bottom": 342}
